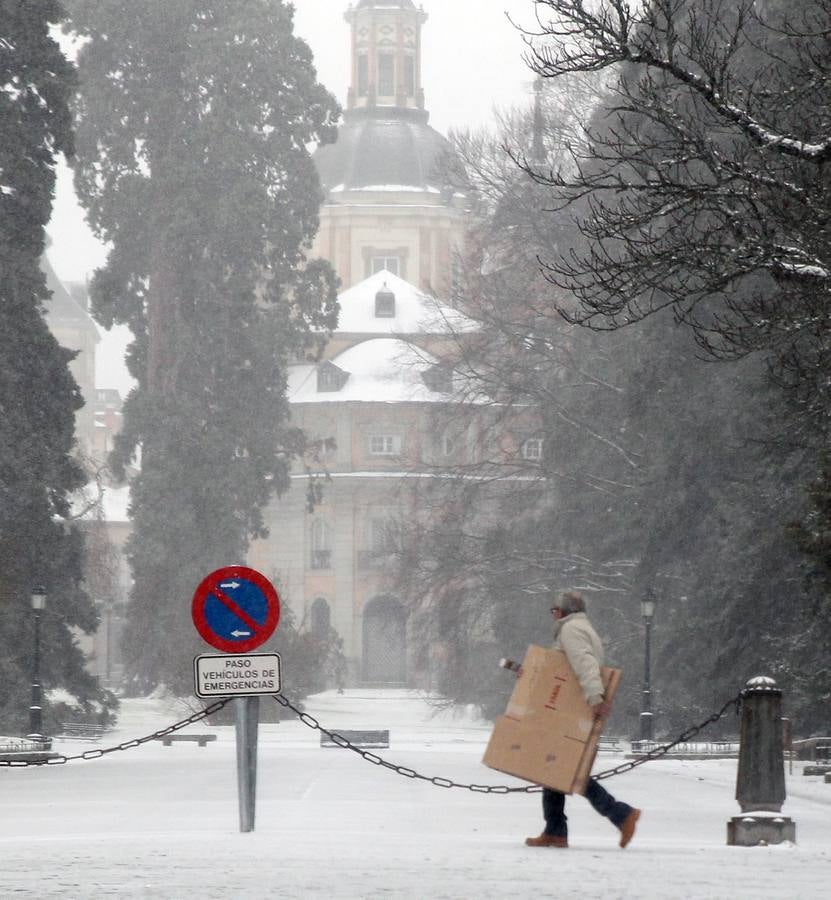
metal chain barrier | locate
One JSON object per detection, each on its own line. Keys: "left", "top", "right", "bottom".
{"left": 274, "top": 691, "right": 744, "bottom": 793}
{"left": 0, "top": 698, "right": 231, "bottom": 767}
{"left": 592, "top": 693, "right": 743, "bottom": 781}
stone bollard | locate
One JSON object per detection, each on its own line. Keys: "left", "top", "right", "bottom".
{"left": 727, "top": 676, "right": 796, "bottom": 846}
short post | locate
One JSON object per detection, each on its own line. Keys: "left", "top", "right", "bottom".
{"left": 727, "top": 676, "right": 796, "bottom": 846}
{"left": 235, "top": 696, "right": 260, "bottom": 833}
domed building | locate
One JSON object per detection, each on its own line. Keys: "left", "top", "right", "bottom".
{"left": 249, "top": 2, "right": 488, "bottom": 687}
{"left": 310, "top": 0, "right": 467, "bottom": 294}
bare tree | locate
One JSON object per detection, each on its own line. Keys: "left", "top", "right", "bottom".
{"left": 518, "top": 0, "right": 830, "bottom": 430}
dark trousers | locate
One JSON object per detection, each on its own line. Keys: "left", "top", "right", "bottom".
{"left": 542, "top": 780, "right": 632, "bottom": 838}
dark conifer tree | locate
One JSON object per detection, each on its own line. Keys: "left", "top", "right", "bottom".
{"left": 0, "top": 0, "right": 111, "bottom": 732}
{"left": 66, "top": 0, "right": 340, "bottom": 691}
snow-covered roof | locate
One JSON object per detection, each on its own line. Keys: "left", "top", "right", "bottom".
{"left": 289, "top": 337, "right": 448, "bottom": 404}
{"left": 70, "top": 481, "right": 132, "bottom": 524}
{"left": 335, "top": 270, "right": 475, "bottom": 336}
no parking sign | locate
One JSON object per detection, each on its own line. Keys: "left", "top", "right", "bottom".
{"left": 191, "top": 566, "right": 280, "bottom": 653}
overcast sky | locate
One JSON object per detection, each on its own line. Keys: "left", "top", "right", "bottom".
{"left": 45, "top": 0, "right": 539, "bottom": 391}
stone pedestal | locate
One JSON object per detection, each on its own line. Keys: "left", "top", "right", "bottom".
{"left": 728, "top": 811, "right": 796, "bottom": 846}
{"left": 727, "top": 676, "right": 797, "bottom": 846}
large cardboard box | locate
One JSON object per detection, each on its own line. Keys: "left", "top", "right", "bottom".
{"left": 483, "top": 644, "right": 621, "bottom": 795}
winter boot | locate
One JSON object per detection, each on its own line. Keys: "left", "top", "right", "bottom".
{"left": 525, "top": 833, "right": 568, "bottom": 848}
{"left": 618, "top": 809, "right": 641, "bottom": 848}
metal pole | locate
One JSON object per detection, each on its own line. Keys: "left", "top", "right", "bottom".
{"left": 28, "top": 608, "right": 43, "bottom": 740}
{"left": 234, "top": 695, "right": 260, "bottom": 833}
{"left": 640, "top": 617, "right": 653, "bottom": 741}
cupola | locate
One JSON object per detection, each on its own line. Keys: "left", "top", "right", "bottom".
{"left": 344, "top": 1, "right": 428, "bottom": 114}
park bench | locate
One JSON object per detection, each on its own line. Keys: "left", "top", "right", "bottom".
{"left": 154, "top": 733, "right": 217, "bottom": 748}
{"left": 796, "top": 737, "right": 831, "bottom": 775}
{"left": 597, "top": 736, "right": 624, "bottom": 752}
{"left": 320, "top": 729, "right": 390, "bottom": 749}
{"left": 792, "top": 736, "right": 831, "bottom": 760}
{"left": 57, "top": 723, "right": 105, "bottom": 742}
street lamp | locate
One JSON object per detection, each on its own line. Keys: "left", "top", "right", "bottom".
{"left": 27, "top": 586, "right": 47, "bottom": 744}
{"left": 640, "top": 588, "right": 657, "bottom": 742}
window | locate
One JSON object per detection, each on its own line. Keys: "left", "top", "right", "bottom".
{"left": 441, "top": 433, "right": 455, "bottom": 456}
{"left": 310, "top": 519, "right": 332, "bottom": 569}
{"left": 522, "top": 438, "right": 544, "bottom": 461}
{"left": 357, "top": 54, "right": 369, "bottom": 97}
{"left": 422, "top": 364, "right": 453, "bottom": 393}
{"left": 368, "top": 434, "right": 401, "bottom": 456}
{"left": 317, "top": 362, "right": 348, "bottom": 392}
{"left": 310, "top": 597, "right": 331, "bottom": 636}
{"left": 369, "top": 517, "right": 400, "bottom": 553}
{"left": 403, "top": 55, "right": 415, "bottom": 96}
{"left": 375, "top": 287, "right": 396, "bottom": 318}
{"left": 371, "top": 256, "right": 400, "bottom": 277}
{"left": 377, "top": 53, "right": 395, "bottom": 96}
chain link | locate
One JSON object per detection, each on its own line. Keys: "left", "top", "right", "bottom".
{"left": 592, "top": 694, "right": 743, "bottom": 781}
{"left": 274, "top": 691, "right": 743, "bottom": 793}
{"left": 0, "top": 699, "right": 231, "bottom": 767}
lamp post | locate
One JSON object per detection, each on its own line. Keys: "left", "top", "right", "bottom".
{"left": 27, "top": 586, "right": 47, "bottom": 743}
{"left": 639, "top": 588, "right": 656, "bottom": 742}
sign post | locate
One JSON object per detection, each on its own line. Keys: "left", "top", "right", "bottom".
{"left": 235, "top": 696, "right": 259, "bottom": 833}
{"left": 191, "top": 566, "right": 282, "bottom": 834}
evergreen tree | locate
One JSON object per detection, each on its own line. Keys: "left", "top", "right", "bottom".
{"left": 66, "top": 0, "right": 340, "bottom": 691}
{"left": 0, "top": 0, "right": 112, "bottom": 733}
{"left": 403, "top": 81, "right": 823, "bottom": 734}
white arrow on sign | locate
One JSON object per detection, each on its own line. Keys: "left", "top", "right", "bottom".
{"left": 220, "top": 581, "right": 241, "bottom": 589}
{"left": 231, "top": 630, "right": 251, "bottom": 637}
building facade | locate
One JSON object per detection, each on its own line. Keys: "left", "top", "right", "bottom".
{"left": 249, "top": 271, "right": 477, "bottom": 686}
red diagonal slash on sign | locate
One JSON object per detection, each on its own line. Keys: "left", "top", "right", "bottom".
{"left": 192, "top": 565, "right": 280, "bottom": 652}
{"left": 210, "top": 586, "right": 263, "bottom": 634}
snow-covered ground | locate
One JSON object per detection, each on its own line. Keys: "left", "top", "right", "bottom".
{"left": 1, "top": 689, "right": 828, "bottom": 899}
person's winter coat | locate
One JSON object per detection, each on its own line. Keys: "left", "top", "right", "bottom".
{"left": 552, "top": 611, "right": 605, "bottom": 706}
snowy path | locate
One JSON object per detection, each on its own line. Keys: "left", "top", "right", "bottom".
{"left": 1, "top": 690, "right": 828, "bottom": 899}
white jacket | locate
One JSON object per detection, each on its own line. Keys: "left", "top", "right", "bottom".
{"left": 552, "top": 611, "right": 606, "bottom": 706}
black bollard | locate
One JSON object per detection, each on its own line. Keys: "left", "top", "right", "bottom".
{"left": 727, "top": 676, "right": 796, "bottom": 846}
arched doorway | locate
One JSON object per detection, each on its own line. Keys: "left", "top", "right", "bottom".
{"left": 362, "top": 596, "right": 407, "bottom": 685}
{"left": 310, "top": 597, "right": 331, "bottom": 636}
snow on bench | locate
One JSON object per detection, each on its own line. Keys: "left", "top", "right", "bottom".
{"left": 320, "top": 729, "right": 390, "bottom": 749}
{"left": 154, "top": 734, "right": 217, "bottom": 748}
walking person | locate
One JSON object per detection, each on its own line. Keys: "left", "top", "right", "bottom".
{"left": 525, "top": 591, "right": 641, "bottom": 849}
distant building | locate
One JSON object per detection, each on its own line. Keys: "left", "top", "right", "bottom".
{"left": 249, "top": 271, "right": 479, "bottom": 685}
{"left": 41, "top": 255, "right": 99, "bottom": 460}
{"left": 42, "top": 255, "right": 125, "bottom": 470}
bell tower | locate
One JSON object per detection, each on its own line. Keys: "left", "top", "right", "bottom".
{"left": 312, "top": 1, "right": 466, "bottom": 293}
{"left": 345, "top": 1, "right": 428, "bottom": 115}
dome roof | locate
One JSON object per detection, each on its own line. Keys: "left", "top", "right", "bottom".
{"left": 314, "top": 107, "right": 458, "bottom": 196}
